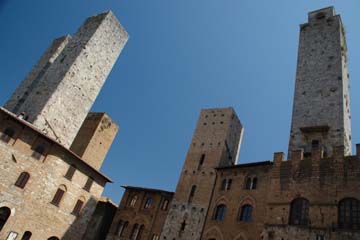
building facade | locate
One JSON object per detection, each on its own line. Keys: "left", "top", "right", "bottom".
{"left": 109, "top": 6, "right": 360, "bottom": 240}
{"left": 0, "top": 10, "right": 128, "bottom": 240}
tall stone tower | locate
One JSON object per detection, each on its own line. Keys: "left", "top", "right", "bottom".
{"left": 161, "top": 107, "right": 243, "bottom": 240}
{"left": 288, "top": 6, "right": 351, "bottom": 158}
{"left": 4, "top": 11, "right": 128, "bottom": 148}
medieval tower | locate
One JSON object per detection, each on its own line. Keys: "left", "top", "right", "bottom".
{"left": 161, "top": 108, "right": 243, "bottom": 240}
{"left": 4, "top": 11, "right": 128, "bottom": 148}
{"left": 288, "top": 7, "right": 351, "bottom": 158}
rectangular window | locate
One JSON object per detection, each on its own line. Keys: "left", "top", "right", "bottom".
{"left": 83, "top": 177, "right": 93, "bottom": 192}
{"left": 64, "top": 165, "right": 76, "bottom": 181}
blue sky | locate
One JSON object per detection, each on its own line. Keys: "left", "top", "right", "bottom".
{"left": 1, "top": 0, "right": 360, "bottom": 203}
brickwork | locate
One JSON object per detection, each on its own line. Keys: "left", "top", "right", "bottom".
{"left": 71, "top": 112, "right": 119, "bottom": 170}
{"left": 0, "top": 109, "right": 110, "bottom": 239}
{"left": 161, "top": 108, "right": 244, "bottom": 240}
{"left": 5, "top": 11, "right": 128, "bottom": 148}
{"left": 106, "top": 187, "right": 173, "bottom": 240}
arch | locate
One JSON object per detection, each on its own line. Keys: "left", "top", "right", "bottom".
{"left": 239, "top": 195, "right": 256, "bottom": 208}
{"left": 21, "top": 231, "right": 32, "bottom": 240}
{"left": 47, "top": 237, "right": 59, "bottom": 240}
{"left": 289, "top": 197, "right": 309, "bottom": 226}
{"left": 338, "top": 198, "right": 360, "bottom": 230}
{"left": 15, "top": 172, "right": 30, "bottom": 189}
{"left": 144, "top": 197, "right": 152, "bottom": 209}
{"left": 129, "top": 195, "right": 138, "bottom": 207}
{"left": 233, "top": 232, "right": 248, "bottom": 240}
{"left": 204, "top": 226, "right": 224, "bottom": 240}
{"left": 213, "top": 204, "right": 227, "bottom": 221}
{"left": 51, "top": 185, "right": 67, "bottom": 206}
{"left": 0, "top": 207, "right": 10, "bottom": 231}
{"left": 238, "top": 204, "right": 253, "bottom": 222}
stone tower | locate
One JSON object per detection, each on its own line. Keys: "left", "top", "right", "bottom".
{"left": 4, "top": 11, "right": 128, "bottom": 148}
{"left": 288, "top": 6, "right": 351, "bottom": 158}
{"left": 161, "top": 107, "right": 243, "bottom": 240}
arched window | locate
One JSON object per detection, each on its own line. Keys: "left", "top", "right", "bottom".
{"left": 48, "top": 237, "right": 59, "bottom": 240}
{"left": 213, "top": 204, "right": 227, "bottom": 221}
{"left": 15, "top": 172, "right": 30, "bottom": 189}
{"left": 136, "top": 225, "right": 145, "bottom": 240}
{"left": 51, "top": 185, "right": 66, "bottom": 207}
{"left": 188, "top": 185, "right": 196, "bottom": 203}
{"left": 144, "top": 197, "right": 152, "bottom": 209}
{"left": 0, "top": 207, "right": 11, "bottom": 231}
{"left": 31, "top": 145, "right": 45, "bottom": 160}
{"left": 129, "top": 195, "right": 138, "bottom": 207}
{"left": 72, "top": 197, "right": 85, "bottom": 216}
{"left": 116, "top": 220, "right": 128, "bottom": 237}
{"left": 245, "top": 177, "right": 257, "bottom": 190}
{"left": 129, "top": 224, "right": 139, "bottom": 240}
{"left": 289, "top": 198, "right": 309, "bottom": 226}
{"left": 21, "top": 231, "right": 32, "bottom": 240}
{"left": 339, "top": 198, "right": 360, "bottom": 230}
{"left": 161, "top": 199, "right": 169, "bottom": 211}
{"left": 221, "top": 178, "right": 232, "bottom": 190}
{"left": 239, "top": 204, "right": 253, "bottom": 222}
{"left": 1, "top": 127, "right": 15, "bottom": 143}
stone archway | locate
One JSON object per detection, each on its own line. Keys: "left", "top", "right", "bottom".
{"left": 0, "top": 207, "right": 11, "bottom": 232}
{"left": 204, "top": 226, "right": 224, "bottom": 240}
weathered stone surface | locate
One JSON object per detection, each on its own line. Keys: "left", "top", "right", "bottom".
{"left": 288, "top": 6, "right": 351, "bottom": 157}
{"left": 5, "top": 11, "right": 128, "bottom": 148}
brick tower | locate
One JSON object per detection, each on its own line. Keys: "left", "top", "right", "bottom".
{"left": 288, "top": 6, "right": 351, "bottom": 158}
{"left": 4, "top": 11, "right": 128, "bottom": 148}
{"left": 161, "top": 107, "right": 243, "bottom": 240}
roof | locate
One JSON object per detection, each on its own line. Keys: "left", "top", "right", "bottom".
{"left": 121, "top": 185, "right": 174, "bottom": 195}
{"left": 216, "top": 161, "right": 273, "bottom": 170}
{"left": 0, "top": 107, "right": 113, "bottom": 183}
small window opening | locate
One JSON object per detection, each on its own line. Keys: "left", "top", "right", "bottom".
{"left": 64, "top": 165, "right": 76, "bottom": 181}
{"left": 1, "top": 127, "right": 15, "bottom": 143}
{"left": 72, "top": 198, "right": 85, "bottom": 216}
{"left": 188, "top": 185, "right": 196, "bottom": 203}
{"left": 21, "top": 231, "right": 32, "bottom": 240}
{"left": 312, "top": 140, "right": 320, "bottom": 150}
{"left": 162, "top": 199, "right": 169, "bottom": 211}
{"left": 15, "top": 172, "right": 30, "bottom": 189}
{"left": 129, "top": 195, "right": 138, "bottom": 207}
{"left": 197, "top": 154, "right": 205, "bottom": 170}
{"left": 31, "top": 145, "right": 45, "bottom": 160}
{"left": 144, "top": 197, "right": 152, "bottom": 209}
{"left": 214, "top": 204, "right": 227, "bottom": 221}
{"left": 83, "top": 177, "right": 93, "bottom": 192}
{"left": 51, "top": 186, "right": 66, "bottom": 207}
{"left": 316, "top": 12, "right": 326, "bottom": 20}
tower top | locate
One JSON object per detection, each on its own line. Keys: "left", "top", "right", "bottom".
{"left": 308, "top": 6, "right": 335, "bottom": 22}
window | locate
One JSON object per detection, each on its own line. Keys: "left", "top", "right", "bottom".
{"left": 31, "top": 145, "right": 45, "bottom": 160}
{"left": 312, "top": 140, "right": 320, "bottom": 150}
{"left": 198, "top": 154, "right": 205, "bottom": 170}
{"left": 239, "top": 204, "right": 253, "bottom": 222}
{"left": 339, "top": 198, "right": 360, "bottom": 230}
{"left": 72, "top": 198, "right": 85, "bottom": 216}
{"left": 83, "top": 177, "right": 93, "bottom": 192}
{"left": 144, "top": 197, "right": 152, "bottom": 209}
{"left": 289, "top": 198, "right": 310, "bottom": 226}
{"left": 130, "top": 224, "right": 141, "bottom": 240}
{"left": 188, "top": 185, "right": 196, "bottom": 203}
{"left": 128, "top": 195, "right": 138, "bottom": 207}
{"left": 136, "top": 225, "right": 144, "bottom": 240}
{"left": 51, "top": 185, "right": 66, "bottom": 207}
{"left": 15, "top": 172, "right": 30, "bottom": 189}
{"left": 214, "top": 204, "right": 227, "bottom": 221}
{"left": 21, "top": 231, "right": 32, "bottom": 240}
{"left": 1, "top": 127, "right": 15, "bottom": 143}
{"left": 152, "top": 234, "right": 159, "bottom": 240}
{"left": 245, "top": 177, "right": 257, "bottom": 190}
{"left": 161, "top": 199, "right": 169, "bottom": 211}
{"left": 116, "top": 220, "right": 128, "bottom": 237}
{"left": 64, "top": 165, "right": 76, "bottom": 180}
{"left": 221, "top": 179, "right": 232, "bottom": 190}
{"left": 316, "top": 235, "right": 325, "bottom": 240}
{"left": 0, "top": 207, "right": 11, "bottom": 231}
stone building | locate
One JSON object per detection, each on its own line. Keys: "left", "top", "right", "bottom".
{"left": 109, "top": 6, "right": 360, "bottom": 240}
{"left": 0, "top": 10, "right": 128, "bottom": 240}
{"left": 106, "top": 186, "right": 174, "bottom": 240}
